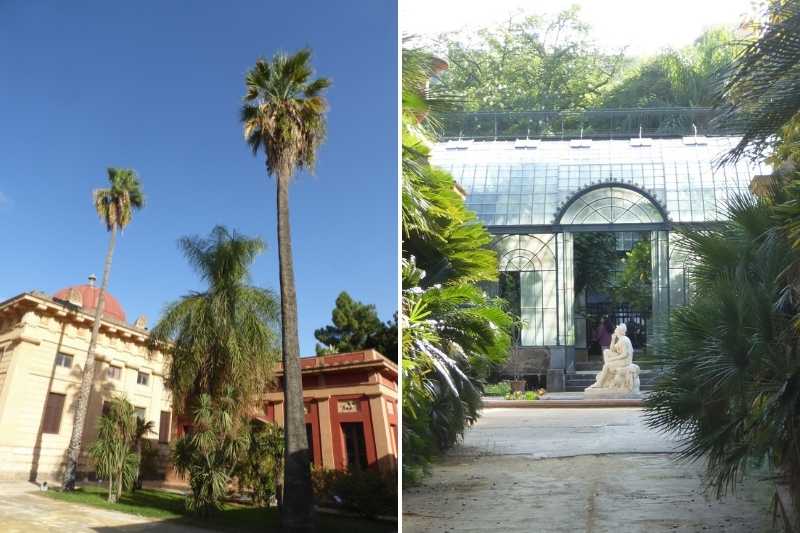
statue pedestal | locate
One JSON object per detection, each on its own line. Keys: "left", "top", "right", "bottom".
{"left": 583, "top": 388, "right": 642, "bottom": 399}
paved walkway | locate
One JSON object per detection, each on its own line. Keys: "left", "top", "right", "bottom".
{"left": 403, "top": 408, "right": 777, "bottom": 532}
{"left": 0, "top": 481, "right": 204, "bottom": 532}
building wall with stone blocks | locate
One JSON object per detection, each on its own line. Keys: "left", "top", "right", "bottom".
{"left": 0, "top": 290, "right": 172, "bottom": 482}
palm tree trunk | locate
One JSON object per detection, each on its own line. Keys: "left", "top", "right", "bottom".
{"left": 63, "top": 226, "right": 117, "bottom": 490}
{"left": 107, "top": 473, "right": 114, "bottom": 503}
{"left": 116, "top": 462, "right": 123, "bottom": 501}
{"left": 275, "top": 170, "right": 314, "bottom": 532}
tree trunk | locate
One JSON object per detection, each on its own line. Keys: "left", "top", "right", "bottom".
{"left": 276, "top": 171, "right": 315, "bottom": 532}
{"left": 116, "top": 462, "right": 123, "bottom": 501}
{"left": 63, "top": 227, "right": 116, "bottom": 490}
{"left": 107, "top": 473, "right": 114, "bottom": 503}
{"left": 134, "top": 440, "right": 142, "bottom": 490}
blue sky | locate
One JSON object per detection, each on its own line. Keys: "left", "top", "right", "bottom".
{"left": 0, "top": 1, "right": 398, "bottom": 355}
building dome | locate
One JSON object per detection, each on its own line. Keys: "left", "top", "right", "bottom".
{"left": 53, "top": 278, "right": 127, "bottom": 323}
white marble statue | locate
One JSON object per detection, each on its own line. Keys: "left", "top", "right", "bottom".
{"left": 585, "top": 323, "right": 640, "bottom": 395}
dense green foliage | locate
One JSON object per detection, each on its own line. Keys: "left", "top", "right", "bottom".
{"left": 644, "top": 187, "right": 800, "bottom": 514}
{"left": 643, "top": 3, "right": 800, "bottom": 525}
{"left": 573, "top": 233, "right": 617, "bottom": 295}
{"left": 149, "top": 226, "right": 281, "bottom": 515}
{"left": 614, "top": 240, "right": 652, "bottom": 314}
{"left": 402, "top": 46, "right": 514, "bottom": 483}
{"left": 437, "top": 8, "right": 624, "bottom": 112}
{"left": 314, "top": 291, "right": 398, "bottom": 361}
{"left": 716, "top": 1, "right": 800, "bottom": 163}
{"left": 603, "top": 27, "right": 739, "bottom": 108}
{"left": 233, "top": 421, "right": 284, "bottom": 507}
{"left": 88, "top": 397, "right": 140, "bottom": 503}
{"left": 172, "top": 391, "right": 250, "bottom": 515}
{"left": 311, "top": 468, "right": 397, "bottom": 518}
{"left": 150, "top": 226, "right": 280, "bottom": 411}
{"left": 431, "top": 7, "right": 740, "bottom": 114}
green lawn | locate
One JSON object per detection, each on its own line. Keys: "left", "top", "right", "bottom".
{"left": 40, "top": 484, "right": 396, "bottom": 532}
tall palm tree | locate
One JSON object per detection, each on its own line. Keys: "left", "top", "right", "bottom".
{"left": 241, "top": 48, "right": 330, "bottom": 532}
{"left": 63, "top": 167, "right": 144, "bottom": 490}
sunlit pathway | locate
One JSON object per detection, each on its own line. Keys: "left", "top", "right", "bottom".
{"left": 403, "top": 408, "right": 776, "bottom": 532}
{"left": 0, "top": 481, "right": 203, "bottom": 533}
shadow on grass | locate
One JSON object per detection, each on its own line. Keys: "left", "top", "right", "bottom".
{"left": 41, "top": 485, "right": 396, "bottom": 533}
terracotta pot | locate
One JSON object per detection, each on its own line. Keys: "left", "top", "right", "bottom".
{"left": 510, "top": 380, "right": 526, "bottom": 393}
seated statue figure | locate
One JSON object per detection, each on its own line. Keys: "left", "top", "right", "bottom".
{"left": 585, "top": 323, "right": 640, "bottom": 395}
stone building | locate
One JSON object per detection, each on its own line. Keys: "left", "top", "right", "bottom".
{"left": 0, "top": 279, "right": 172, "bottom": 481}
{"left": 0, "top": 280, "right": 398, "bottom": 482}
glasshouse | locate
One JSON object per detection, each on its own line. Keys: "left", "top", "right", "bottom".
{"left": 430, "top": 108, "right": 768, "bottom": 391}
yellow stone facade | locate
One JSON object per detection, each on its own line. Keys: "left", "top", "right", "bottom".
{"left": 0, "top": 291, "right": 172, "bottom": 482}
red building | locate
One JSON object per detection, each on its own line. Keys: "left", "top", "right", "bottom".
{"left": 263, "top": 349, "right": 397, "bottom": 472}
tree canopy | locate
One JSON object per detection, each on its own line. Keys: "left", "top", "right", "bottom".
{"left": 429, "top": 8, "right": 742, "bottom": 115}
{"left": 436, "top": 8, "right": 624, "bottom": 112}
{"left": 314, "top": 291, "right": 398, "bottom": 362}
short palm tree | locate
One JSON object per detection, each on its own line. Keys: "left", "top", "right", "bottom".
{"left": 149, "top": 226, "right": 280, "bottom": 514}
{"left": 241, "top": 48, "right": 330, "bottom": 532}
{"left": 644, "top": 187, "right": 800, "bottom": 524}
{"left": 149, "top": 226, "right": 280, "bottom": 410}
{"left": 132, "top": 417, "right": 155, "bottom": 490}
{"left": 64, "top": 167, "right": 144, "bottom": 490}
{"left": 89, "top": 397, "right": 139, "bottom": 503}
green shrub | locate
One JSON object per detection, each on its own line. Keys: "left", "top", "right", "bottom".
{"left": 233, "top": 421, "right": 283, "bottom": 507}
{"left": 311, "top": 467, "right": 396, "bottom": 518}
{"left": 503, "top": 390, "right": 539, "bottom": 401}
{"left": 483, "top": 381, "right": 511, "bottom": 397}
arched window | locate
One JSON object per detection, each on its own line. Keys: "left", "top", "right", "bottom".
{"left": 495, "top": 235, "right": 557, "bottom": 346}
{"left": 558, "top": 186, "right": 665, "bottom": 225}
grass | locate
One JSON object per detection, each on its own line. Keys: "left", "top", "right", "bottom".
{"left": 40, "top": 484, "right": 396, "bottom": 533}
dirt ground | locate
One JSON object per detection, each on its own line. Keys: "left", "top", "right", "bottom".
{"left": 403, "top": 408, "right": 777, "bottom": 533}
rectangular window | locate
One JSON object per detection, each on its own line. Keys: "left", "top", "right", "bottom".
{"left": 107, "top": 366, "right": 122, "bottom": 380}
{"left": 136, "top": 371, "right": 149, "bottom": 386}
{"left": 341, "top": 422, "right": 368, "bottom": 471}
{"left": 43, "top": 392, "right": 66, "bottom": 434}
{"left": 159, "top": 411, "right": 171, "bottom": 443}
{"left": 134, "top": 407, "right": 146, "bottom": 421}
{"left": 306, "top": 423, "right": 316, "bottom": 465}
{"left": 55, "top": 352, "right": 73, "bottom": 368}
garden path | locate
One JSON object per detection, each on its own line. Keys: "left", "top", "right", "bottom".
{"left": 0, "top": 481, "right": 203, "bottom": 533}
{"left": 403, "top": 408, "right": 777, "bottom": 532}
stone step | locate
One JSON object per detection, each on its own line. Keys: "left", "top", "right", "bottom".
{"left": 570, "top": 369, "right": 658, "bottom": 375}
{"left": 566, "top": 373, "right": 661, "bottom": 382}
{"left": 575, "top": 360, "right": 663, "bottom": 371}
{"left": 565, "top": 385, "right": 655, "bottom": 392}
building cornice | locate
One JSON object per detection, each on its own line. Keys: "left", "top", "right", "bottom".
{"left": 0, "top": 292, "right": 151, "bottom": 345}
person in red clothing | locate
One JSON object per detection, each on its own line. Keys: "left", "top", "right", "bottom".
{"left": 593, "top": 315, "right": 613, "bottom": 350}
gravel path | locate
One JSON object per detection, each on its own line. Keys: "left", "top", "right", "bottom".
{"left": 403, "top": 408, "right": 777, "bottom": 532}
